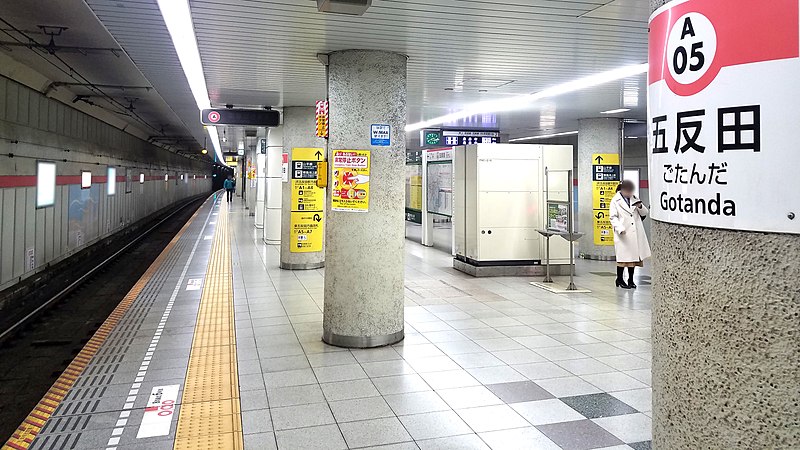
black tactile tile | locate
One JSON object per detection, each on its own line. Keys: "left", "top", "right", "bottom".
{"left": 560, "top": 393, "right": 638, "bottom": 419}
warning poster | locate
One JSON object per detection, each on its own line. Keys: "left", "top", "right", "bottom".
{"left": 332, "top": 150, "right": 370, "bottom": 212}
{"left": 290, "top": 148, "right": 325, "bottom": 253}
{"left": 592, "top": 153, "right": 620, "bottom": 246}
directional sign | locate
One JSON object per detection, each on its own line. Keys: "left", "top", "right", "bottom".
{"left": 290, "top": 148, "right": 325, "bottom": 252}
{"left": 592, "top": 153, "right": 619, "bottom": 245}
{"left": 200, "top": 108, "right": 280, "bottom": 126}
{"left": 648, "top": 0, "right": 800, "bottom": 234}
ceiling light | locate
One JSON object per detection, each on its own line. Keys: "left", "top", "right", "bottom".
{"left": 156, "top": 0, "right": 225, "bottom": 165}
{"left": 406, "top": 63, "right": 647, "bottom": 132}
{"left": 509, "top": 131, "right": 578, "bottom": 142}
{"left": 600, "top": 108, "right": 631, "bottom": 114}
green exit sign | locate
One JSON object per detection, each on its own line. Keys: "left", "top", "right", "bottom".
{"left": 422, "top": 130, "right": 442, "bottom": 146}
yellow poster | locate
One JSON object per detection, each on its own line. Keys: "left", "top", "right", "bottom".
{"left": 290, "top": 212, "right": 324, "bottom": 252}
{"left": 290, "top": 147, "right": 325, "bottom": 253}
{"left": 331, "top": 150, "right": 370, "bottom": 212}
{"left": 592, "top": 153, "right": 620, "bottom": 246}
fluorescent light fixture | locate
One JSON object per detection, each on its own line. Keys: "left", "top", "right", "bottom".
{"left": 406, "top": 63, "right": 648, "bottom": 132}
{"left": 36, "top": 161, "right": 56, "bottom": 208}
{"left": 600, "top": 108, "right": 631, "bottom": 114}
{"left": 107, "top": 167, "right": 117, "bottom": 195}
{"left": 156, "top": 0, "right": 225, "bottom": 165}
{"left": 81, "top": 171, "right": 92, "bottom": 189}
{"left": 509, "top": 131, "right": 578, "bottom": 142}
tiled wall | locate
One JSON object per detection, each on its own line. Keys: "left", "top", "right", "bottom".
{"left": 0, "top": 76, "right": 211, "bottom": 291}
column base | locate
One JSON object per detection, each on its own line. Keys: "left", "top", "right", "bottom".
{"left": 279, "top": 261, "right": 324, "bottom": 270}
{"left": 322, "top": 329, "right": 404, "bottom": 349}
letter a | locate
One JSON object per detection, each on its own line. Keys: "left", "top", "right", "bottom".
{"left": 681, "top": 17, "right": 696, "bottom": 39}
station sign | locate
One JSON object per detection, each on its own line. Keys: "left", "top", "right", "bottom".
{"left": 648, "top": 0, "right": 800, "bottom": 234}
{"left": 419, "top": 129, "right": 499, "bottom": 148}
{"left": 200, "top": 108, "right": 280, "bottom": 126}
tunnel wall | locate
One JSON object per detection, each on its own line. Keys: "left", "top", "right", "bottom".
{"left": 0, "top": 76, "right": 211, "bottom": 291}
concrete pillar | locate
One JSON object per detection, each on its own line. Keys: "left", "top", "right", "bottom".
{"left": 280, "top": 107, "right": 326, "bottom": 269}
{"left": 323, "top": 50, "right": 407, "bottom": 348}
{"left": 263, "top": 126, "right": 283, "bottom": 244}
{"left": 650, "top": 1, "right": 799, "bottom": 448}
{"left": 255, "top": 129, "right": 268, "bottom": 229}
{"left": 577, "top": 118, "right": 620, "bottom": 260}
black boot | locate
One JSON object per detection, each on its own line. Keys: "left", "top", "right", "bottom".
{"left": 627, "top": 267, "right": 637, "bottom": 288}
{"left": 616, "top": 267, "right": 630, "bottom": 289}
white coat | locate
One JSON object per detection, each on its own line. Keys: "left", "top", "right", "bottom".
{"left": 609, "top": 192, "right": 652, "bottom": 263}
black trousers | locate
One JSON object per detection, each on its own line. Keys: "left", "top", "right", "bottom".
{"left": 226, "top": 189, "right": 234, "bottom": 202}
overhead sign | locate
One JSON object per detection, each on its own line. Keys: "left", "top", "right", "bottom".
{"left": 332, "top": 150, "right": 370, "bottom": 212}
{"left": 592, "top": 153, "right": 619, "bottom": 245}
{"left": 371, "top": 124, "right": 391, "bottom": 146}
{"left": 648, "top": 0, "right": 800, "bottom": 234}
{"left": 290, "top": 148, "right": 325, "bottom": 252}
{"left": 200, "top": 108, "right": 280, "bottom": 126}
{"left": 442, "top": 129, "right": 499, "bottom": 146}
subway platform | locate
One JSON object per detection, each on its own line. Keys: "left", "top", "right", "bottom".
{"left": 5, "top": 192, "right": 653, "bottom": 450}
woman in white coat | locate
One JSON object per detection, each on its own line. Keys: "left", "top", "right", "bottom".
{"left": 609, "top": 180, "right": 651, "bottom": 289}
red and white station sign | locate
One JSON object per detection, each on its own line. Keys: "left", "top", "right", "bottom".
{"left": 648, "top": 0, "right": 800, "bottom": 234}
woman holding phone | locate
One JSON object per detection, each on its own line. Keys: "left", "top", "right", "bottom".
{"left": 609, "top": 180, "right": 651, "bottom": 289}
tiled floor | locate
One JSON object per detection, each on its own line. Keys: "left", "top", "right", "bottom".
{"left": 229, "top": 202, "right": 652, "bottom": 450}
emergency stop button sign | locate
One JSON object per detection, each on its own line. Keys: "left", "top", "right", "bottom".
{"left": 647, "top": 0, "right": 800, "bottom": 234}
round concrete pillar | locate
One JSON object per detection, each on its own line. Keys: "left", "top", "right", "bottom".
{"left": 650, "top": 0, "right": 800, "bottom": 448}
{"left": 577, "top": 118, "right": 621, "bottom": 260}
{"left": 280, "top": 106, "right": 327, "bottom": 269}
{"left": 322, "top": 50, "right": 407, "bottom": 348}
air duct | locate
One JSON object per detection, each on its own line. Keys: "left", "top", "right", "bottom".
{"left": 317, "top": 0, "right": 372, "bottom": 15}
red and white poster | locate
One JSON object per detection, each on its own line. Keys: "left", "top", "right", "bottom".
{"left": 648, "top": 0, "right": 800, "bottom": 233}
{"left": 136, "top": 385, "right": 179, "bottom": 438}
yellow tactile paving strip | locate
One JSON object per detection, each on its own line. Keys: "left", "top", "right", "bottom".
{"left": 174, "top": 200, "right": 243, "bottom": 450}
{"left": 2, "top": 202, "right": 206, "bottom": 450}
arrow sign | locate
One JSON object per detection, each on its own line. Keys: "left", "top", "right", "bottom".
{"left": 594, "top": 156, "right": 603, "bottom": 164}
{"left": 313, "top": 214, "right": 322, "bottom": 222}
{"left": 315, "top": 150, "right": 323, "bottom": 160}
{"left": 595, "top": 212, "right": 605, "bottom": 219}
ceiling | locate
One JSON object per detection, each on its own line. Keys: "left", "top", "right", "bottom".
{"left": 0, "top": 0, "right": 212, "bottom": 159}
{"left": 4, "top": 0, "right": 651, "bottom": 152}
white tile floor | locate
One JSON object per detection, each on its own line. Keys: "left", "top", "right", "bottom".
{"left": 229, "top": 202, "right": 653, "bottom": 450}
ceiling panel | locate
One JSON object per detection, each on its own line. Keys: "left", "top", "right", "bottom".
{"left": 83, "top": 0, "right": 649, "bottom": 145}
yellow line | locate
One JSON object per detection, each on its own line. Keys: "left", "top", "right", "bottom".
{"left": 174, "top": 200, "right": 243, "bottom": 450}
{"left": 2, "top": 200, "right": 207, "bottom": 450}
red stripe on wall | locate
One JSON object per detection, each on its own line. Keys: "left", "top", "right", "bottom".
{"left": 640, "top": 180, "right": 649, "bottom": 189}
{"left": 0, "top": 176, "right": 37, "bottom": 188}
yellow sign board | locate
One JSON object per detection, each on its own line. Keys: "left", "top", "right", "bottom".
{"left": 290, "top": 212, "right": 324, "bottom": 252}
{"left": 290, "top": 147, "right": 325, "bottom": 253}
{"left": 331, "top": 150, "right": 370, "bottom": 212}
{"left": 291, "top": 179, "right": 323, "bottom": 212}
{"left": 592, "top": 153, "right": 620, "bottom": 246}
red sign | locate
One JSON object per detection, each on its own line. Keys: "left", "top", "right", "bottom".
{"left": 208, "top": 111, "right": 221, "bottom": 123}
{"left": 649, "top": 0, "right": 799, "bottom": 96}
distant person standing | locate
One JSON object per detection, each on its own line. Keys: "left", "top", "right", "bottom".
{"left": 224, "top": 176, "right": 235, "bottom": 203}
{"left": 609, "top": 180, "right": 651, "bottom": 289}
